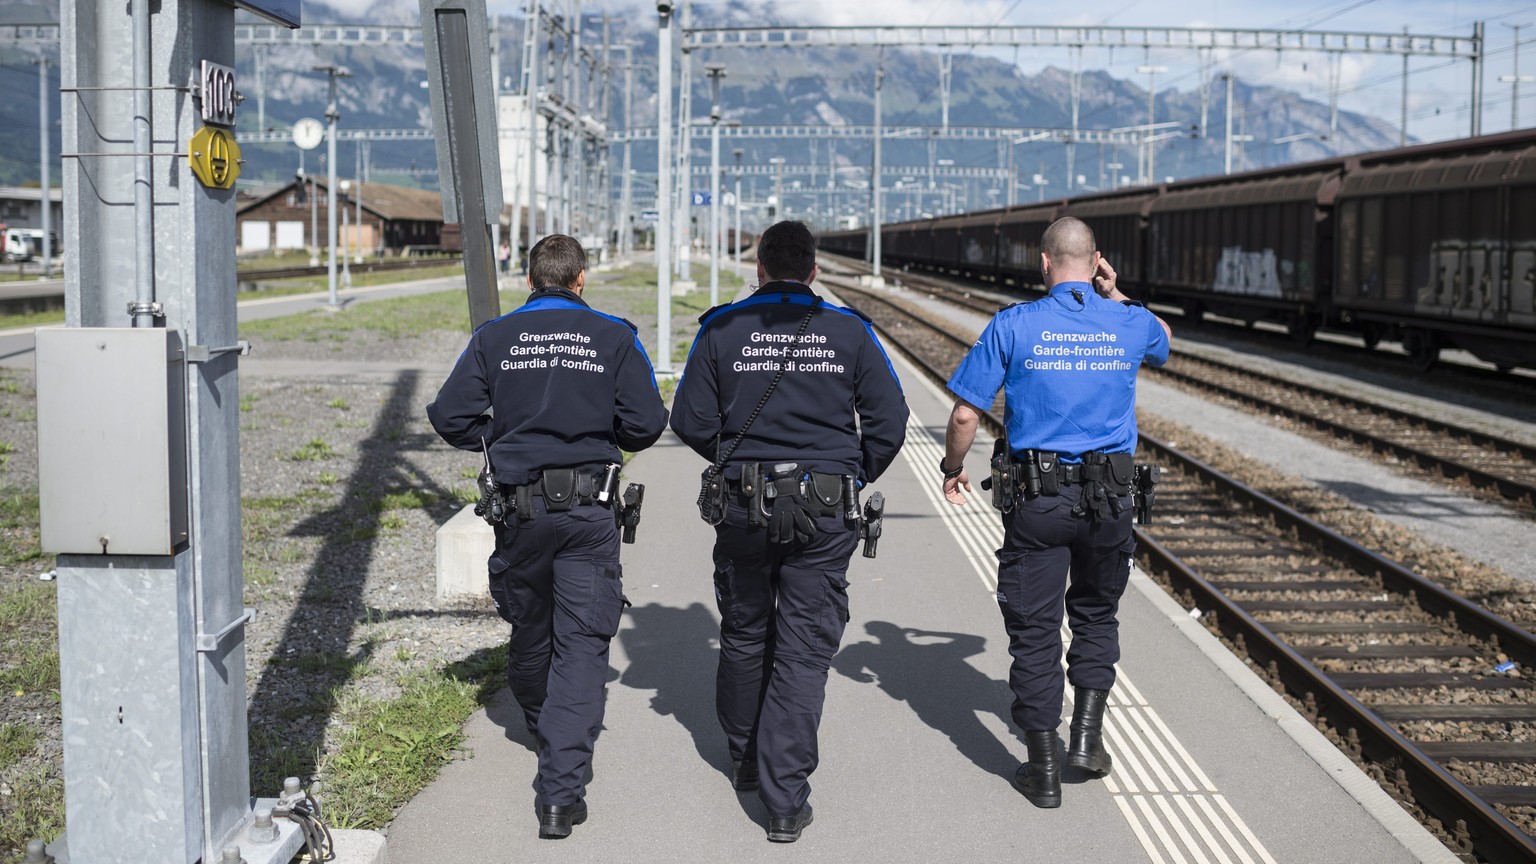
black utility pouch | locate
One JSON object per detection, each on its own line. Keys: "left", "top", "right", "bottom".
{"left": 1106, "top": 452, "right": 1135, "bottom": 495}
{"left": 542, "top": 468, "right": 577, "bottom": 511}
{"left": 1036, "top": 451, "right": 1060, "bottom": 496}
{"left": 810, "top": 473, "right": 843, "bottom": 517}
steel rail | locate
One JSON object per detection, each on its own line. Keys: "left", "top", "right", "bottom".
{"left": 1154, "top": 355, "right": 1536, "bottom": 507}
{"left": 832, "top": 272, "right": 1536, "bottom": 863}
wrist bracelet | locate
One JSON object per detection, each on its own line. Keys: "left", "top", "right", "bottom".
{"left": 939, "top": 457, "right": 963, "bottom": 480}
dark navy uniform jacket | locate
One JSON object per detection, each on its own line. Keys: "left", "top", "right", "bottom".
{"left": 427, "top": 286, "right": 669, "bottom": 485}
{"left": 947, "top": 281, "right": 1169, "bottom": 459}
{"left": 671, "top": 281, "right": 909, "bottom": 482}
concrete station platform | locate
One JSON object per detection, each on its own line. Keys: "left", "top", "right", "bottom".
{"left": 385, "top": 317, "right": 1458, "bottom": 864}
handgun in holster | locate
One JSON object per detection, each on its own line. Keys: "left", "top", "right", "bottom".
{"left": 620, "top": 483, "right": 645, "bottom": 543}
{"left": 983, "top": 438, "right": 1017, "bottom": 512}
{"left": 860, "top": 492, "right": 885, "bottom": 558}
{"left": 1132, "top": 464, "right": 1160, "bottom": 525}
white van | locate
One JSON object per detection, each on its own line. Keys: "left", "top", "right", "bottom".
{"left": 1, "top": 226, "right": 33, "bottom": 262}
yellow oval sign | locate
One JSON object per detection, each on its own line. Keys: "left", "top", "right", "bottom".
{"left": 188, "top": 126, "right": 242, "bottom": 190}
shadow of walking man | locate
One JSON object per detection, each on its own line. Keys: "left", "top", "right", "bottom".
{"left": 832, "top": 620, "right": 1019, "bottom": 780}
{"left": 617, "top": 601, "right": 727, "bottom": 773}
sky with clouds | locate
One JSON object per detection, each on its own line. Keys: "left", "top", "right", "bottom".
{"left": 321, "top": 0, "right": 1536, "bottom": 143}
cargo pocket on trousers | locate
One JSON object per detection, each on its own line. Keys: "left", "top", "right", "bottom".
{"left": 816, "top": 572, "right": 852, "bottom": 648}
{"left": 581, "top": 563, "right": 628, "bottom": 638}
{"left": 487, "top": 552, "right": 515, "bottom": 625}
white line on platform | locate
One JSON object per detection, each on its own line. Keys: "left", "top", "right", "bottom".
{"left": 897, "top": 402, "right": 1277, "bottom": 864}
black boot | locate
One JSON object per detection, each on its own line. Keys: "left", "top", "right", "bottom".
{"left": 1011, "top": 730, "right": 1062, "bottom": 808}
{"left": 1067, "top": 687, "right": 1112, "bottom": 777}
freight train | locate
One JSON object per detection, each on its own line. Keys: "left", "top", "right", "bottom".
{"left": 821, "top": 129, "right": 1536, "bottom": 371}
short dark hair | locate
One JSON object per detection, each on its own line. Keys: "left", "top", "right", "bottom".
{"left": 757, "top": 221, "right": 817, "bottom": 282}
{"left": 1041, "top": 217, "right": 1096, "bottom": 268}
{"left": 528, "top": 234, "right": 587, "bottom": 290}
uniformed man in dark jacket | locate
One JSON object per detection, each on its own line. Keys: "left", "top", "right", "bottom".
{"left": 426, "top": 233, "right": 668, "bottom": 839}
{"left": 940, "top": 217, "right": 1170, "bottom": 809}
{"left": 671, "top": 220, "right": 909, "bottom": 842}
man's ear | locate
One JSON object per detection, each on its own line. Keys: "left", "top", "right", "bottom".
{"left": 572, "top": 269, "right": 586, "bottom": 295}
{"left": 805, "top": 263, "right": 819, "bottom": 285}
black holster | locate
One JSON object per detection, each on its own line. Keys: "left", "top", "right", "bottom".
{"left": 698, "top": 469, "right": 727, "bottom": 524}
{"left": 989, "top": 438, "right": 1018, "bottom": 513}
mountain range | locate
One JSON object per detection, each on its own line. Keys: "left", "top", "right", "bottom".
{"left": 0, "top": 0, "right": 1406, "bottom": 220}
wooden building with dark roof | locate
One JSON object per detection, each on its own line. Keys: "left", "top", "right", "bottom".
{"left": 236, "top": 179, "right": 449, "bottom": 256}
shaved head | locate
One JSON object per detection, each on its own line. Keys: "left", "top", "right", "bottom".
{"left": 1041, "top": 217, "right": 1096, "bottom": 268}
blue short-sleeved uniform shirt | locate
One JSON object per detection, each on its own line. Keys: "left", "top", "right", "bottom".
{"left": 947, "top": 281, "right": 1169, "bottom": 459}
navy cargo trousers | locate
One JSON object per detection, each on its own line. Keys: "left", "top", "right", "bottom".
{"left": 489, "top": 497, "right": 627, "bottom": 807}
{"left": 711, "top": 501, "right": 858, "bottom": 819}
{"left": 995, "top": 483, "right": 1136, "bottom": 733}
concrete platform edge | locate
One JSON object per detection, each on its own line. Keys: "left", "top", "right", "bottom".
{"left": 328, "top": 828, "right": 387, "bottom": 864}
{"left": 1128, "top": 568, "right": 1460, "bottom": 864}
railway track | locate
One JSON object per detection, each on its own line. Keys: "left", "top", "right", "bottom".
{"left": 827, "top": 274, "right": 1536, "bottom": 864}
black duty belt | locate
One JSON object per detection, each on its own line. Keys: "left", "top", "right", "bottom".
{"left": 509, "top": 467, "right": 611, "bottom": 516}
{"left": 728, "top": 464, "right": 850, "bottom": 518}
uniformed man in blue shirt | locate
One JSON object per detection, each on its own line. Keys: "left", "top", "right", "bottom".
{"left": 427, "top": 233, "right": 669, "bottom": 839}
{"left": 672, "top": 220, "right": 908, "bottom": 842}
{"left": 939, "top": 216, "right": 1171, "bottom": 808}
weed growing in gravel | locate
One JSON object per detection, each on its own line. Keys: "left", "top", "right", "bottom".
{"left": 289, "top": 438, "right": 337, "bottom": 461}
{"left": 0, "top": 490, "right": 42, "bottom": 567}
{"left": 244, "top": 491, "right": 332, "bottom": 545}
{"left": 372, "top": 489, "right": 434, "bottom": 512}
{"left": 450, "top": 484, "right": 477, "bottom": 505}
{"left": 317, "top": 647, "right": 507, "bottom": 830}
{"left": 0, "top": 766, "right": 63, "bottom": 853}
{"left": 0, "top": 723, "right": 36, "bottom": 771}
{"left": 0, "top": 653, "right": 59, "bottom": 694}
{"left": 328, "top": 398, "right": 350, "bottom": 411}
{"left": 318, "top": 472, "right": 339, "bottom": 485}
{"left": 0, "top": 584, "right": 62, "bottom": 699}
{"left": 239, "top": 394, "right": 257, "bottom": 412}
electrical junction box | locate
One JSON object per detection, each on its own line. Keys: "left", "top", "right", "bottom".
{"left": 35, "top": 327, "right": 189, "bottom": 555}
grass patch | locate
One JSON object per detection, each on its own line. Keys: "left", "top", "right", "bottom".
{"left": 0, "top": 766, "right": 64, "bottom": 853}
{"left": 240, "top": 393, "right": 258, "bottom": 412}
{"left": 244, "top": 490, "right": 331, "bottom": 544}
{"left": 0, "top": 723, "right": 37, "bottom": 770}
{"left": 317, "top": 648, "right": 507, "bottom": 829}
{"left": 0, "top": 583, "right": 54, "bottom": 631}
{"left": 0, "top": 652, "right": 60, "bottom": 694}
{"left": 288, "top": 438, "right": 337, "bottom": 462}
{"left": 328, "top": 398, "right": 350, "bottom": 411}
{"left": 0, "top": 489, "right": 42, "bottom": 567}
{"left": 272, "top": 650, "right": 368, "bottom": 678}
{"left": 239, "top": 285, "right": 498, "bottom": 343}
{"left": 372, "top": 489, "right": 435, "bottom": 512}
{"left": 0, "top": 614, "right": 60, "bottom": 692}
{"left": 0, "top": 309, "right": 65, "bottom": 331}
